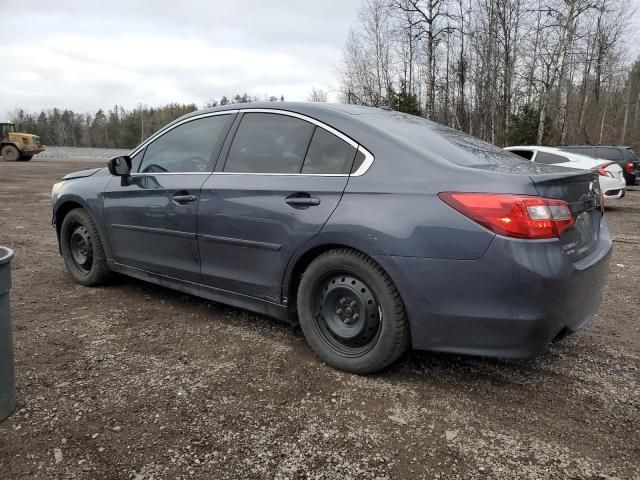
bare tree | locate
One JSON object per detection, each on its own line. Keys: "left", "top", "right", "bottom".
{"left": 308, "top": 87, "right": 329, "bottom": 102}
{"left": 339, "top": 0, "right": 639, "bottom": 148}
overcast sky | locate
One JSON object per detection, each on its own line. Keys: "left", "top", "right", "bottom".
{"left": 0, "top": 0, "right": 361, "bottom": 116}
{"left": 1, "top": 0, "right": 639, "bottom": 117}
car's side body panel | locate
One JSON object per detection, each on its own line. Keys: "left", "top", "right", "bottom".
{"left": 198, "top": 173, "right": 349, "bottom": 303}
{"left": 102, "top": 173, "right": 209, "bottom": 282}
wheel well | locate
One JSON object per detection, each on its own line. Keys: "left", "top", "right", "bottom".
{"left": 55, "top": 201, "right": 84, "bottom": 238}
{"left": 286, "top": 244, "right": 369, "bottom": 321}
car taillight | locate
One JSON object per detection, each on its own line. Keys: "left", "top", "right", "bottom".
{"left": 596, "top": 162, "right": 615, "bottom": 177}
{"left": 438, "top": 192, "right": 574, "bottom": 239}
{"left": 625, "top": 162, "right": 634, "bottom": 174}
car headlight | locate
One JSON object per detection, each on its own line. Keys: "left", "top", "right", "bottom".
{"left": 51, "top": 182, "right": 63, "bottom": 197}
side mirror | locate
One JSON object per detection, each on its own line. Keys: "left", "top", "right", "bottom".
{"left": 108, "top": 156, "right": 132, "bottom": 177}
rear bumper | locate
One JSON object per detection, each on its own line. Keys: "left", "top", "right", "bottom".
{"left": 375, "top": 219, "right": 612, "bottom": 358}
{"left": 623, "top": 171, "right": 639, "bottom": 186}
{"left": 600, "top": 175, "right": 626, "bottom": 200}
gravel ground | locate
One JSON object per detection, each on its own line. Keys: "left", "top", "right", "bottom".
{"left": 0, "top": 153, "right": 638, "bottom": 480}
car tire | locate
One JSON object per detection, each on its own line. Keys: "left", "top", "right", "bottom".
{"left": 60, "top": 208, "right": 111, "bottom": 286}
{"left": 297, "top": 248, "right": 409, "bottom": 374}
{"left": 1, "top": 145, "right": 21, "bottom": 161}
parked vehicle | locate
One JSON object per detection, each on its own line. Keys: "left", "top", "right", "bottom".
{"left": 504, "top": 146, "right": 626, "bottom": 204}
{"left": 557, "top": 145, "right": 639, "bottom": 186}
{"left": 51, "top": 104, "right": 612, "bottom": 374}
{"left": 1, "top": 122, "right": 45, "bottom": 161}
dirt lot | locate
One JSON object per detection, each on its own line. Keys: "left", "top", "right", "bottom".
{"left": 0, "top": 154, "right": 638, "bottom": 480}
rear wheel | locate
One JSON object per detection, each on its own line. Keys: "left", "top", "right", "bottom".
{"left": 1, "top": 145, "right": 21, "bottom": 161}
{"left": 60, "top": 208, "right": 111, "bottom": 286}
{"left": 297, "top": 249, "right": 409, "bottom": 374}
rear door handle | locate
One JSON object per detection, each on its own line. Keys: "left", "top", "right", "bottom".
{"left": 285, "top": 193, "right": 321, "bottom": 208}
{"left": 172, "top": 192, "right": 197, "bottom": 204}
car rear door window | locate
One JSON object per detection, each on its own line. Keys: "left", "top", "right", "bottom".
{"left": 302, "top": 127, "right": 357, "bottom": 174}
{"left": 509, "top": 150, "right": 534, "bottom": 160}
{"left": 534, "top": 152, "right": 570, "bottom": 164}
{"left": 138, "top": 115, "right": 232, "bottom": 173}
{"left": 224, "top": 113, "right": 315, "bottom": 173}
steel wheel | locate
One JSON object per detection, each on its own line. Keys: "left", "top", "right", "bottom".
{"left": 68, "top": 224, "right": 93, "bottom": 276}
{"left": 314, "top": 272, "right": 382, "bottom": 357}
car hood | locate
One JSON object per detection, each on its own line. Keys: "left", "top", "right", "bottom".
{"left": 62, "top": 168, "right": 104, "bottom": 180}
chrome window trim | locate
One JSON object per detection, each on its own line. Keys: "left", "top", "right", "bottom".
{"left": 210, "top": 172, "right": 349, "bottom": 177}
{"left": 129, "top": 110, "right": 239, "bottom": 158}
{"left": 352, "top": 146, "right": 374, "bottom": 176}
{"left": 239, "top": 108, "right": 358, "bottom": 148}
{"left": 127, "top": 107, "right": 375, "bottom": 176}
{"left": 130, "top": 172, "right": 212, "bottom": 176}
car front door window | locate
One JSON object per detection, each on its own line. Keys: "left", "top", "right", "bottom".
{"left": 139, "top": 115, "right": 233, "bottom": 173}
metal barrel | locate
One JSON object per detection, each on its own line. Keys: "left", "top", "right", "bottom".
{"left": 0, "top": 247, "right": 15, "bottom": 422}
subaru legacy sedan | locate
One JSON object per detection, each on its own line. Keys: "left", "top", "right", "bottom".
{"left": 51, "top": 103, "right": 612, "bottom": 374}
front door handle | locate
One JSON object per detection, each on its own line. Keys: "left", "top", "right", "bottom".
{"left": 285, "top": 193, "right": 321, "bottom": 209}
{"left": 172, "top": 192, "right": 197, "bottom": 204}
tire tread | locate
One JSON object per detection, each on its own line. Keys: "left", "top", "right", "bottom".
{"left": 297, "top": 248, "right": 409, "bottom": 374}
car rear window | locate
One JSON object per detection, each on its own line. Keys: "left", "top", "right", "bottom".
{"left": 624, "top": 148, "right": 638, "bottom": 161}
{"left": 509, "top": 150, "right": 534, "bottom": 160}
{"left": 224, "top": 113, "right": 315, "bottom": 173}
{"left": 355, "top": 111, "right": 529, "bottom": 167}
{"left": 535, "top": 151, "right": 571, "bottom": 164}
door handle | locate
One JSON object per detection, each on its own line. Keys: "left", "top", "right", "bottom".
{"left": 285, "top": 194, "right": 321, "bottom": 208}
{"left": 172, "top": 193, "right": 197, "bottom": 204}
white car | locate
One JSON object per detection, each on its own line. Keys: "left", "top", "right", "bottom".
{"left": 505, "top": 145, "right": 626, "bottom": 204}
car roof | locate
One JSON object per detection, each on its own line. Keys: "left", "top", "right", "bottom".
{"left": 562, "top": 144, "right": 628, "bottom": 150}
{"left": 169, "top": 103, "right": 525, "bottom": 169}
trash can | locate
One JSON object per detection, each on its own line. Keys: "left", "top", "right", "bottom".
{"left": 0, "top": 247, "right": 15, "bottom": 422}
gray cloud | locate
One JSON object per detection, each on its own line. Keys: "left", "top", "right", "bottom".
{"left": 0, "top": 0, "right": 360, "bottom": 115}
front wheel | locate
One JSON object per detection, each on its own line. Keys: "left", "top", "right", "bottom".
{"left": 60, "top": 208, "right": 111, "bottom": 286}
{"left": 297, "top": 249, "right": 409, "bottom": 374}
{"left": 1, "top": 145, "right": 21, "bottom": 161}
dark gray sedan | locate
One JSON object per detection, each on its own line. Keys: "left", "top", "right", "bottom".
{"left": 51, "top": 103, "right": 612, "bottom": 373}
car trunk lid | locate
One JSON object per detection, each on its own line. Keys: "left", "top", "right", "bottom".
{"left": 530, "top": 170, "right": 601, "bottom": 260}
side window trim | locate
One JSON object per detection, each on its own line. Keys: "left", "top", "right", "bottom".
{"left": 530, "top": 150, "right": 538, "bottom": 162}
{"left": 215, "top": 109, "right": 374, "bottom": 177}
{"left": 129, "top": 110, "right": 238, "bottom": 175}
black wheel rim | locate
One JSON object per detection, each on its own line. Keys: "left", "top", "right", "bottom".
{"left": 313, "top": 272, "right": 382, "bottom": 357}
{"left": 69, "top": 223, "right": 93, "bottom": 275}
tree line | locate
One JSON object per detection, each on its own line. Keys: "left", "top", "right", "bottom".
{"left": 10, "top": 94, "right": 284, "bottom": 150}
{"left": 340, "top": 0, "right": 640, "bottom": 148}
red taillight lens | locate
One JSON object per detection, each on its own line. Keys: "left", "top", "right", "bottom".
{"left": 597, "top": 162, "right": 615, "bottom": 177}
{"left": 625, "top": 162, "right": 634, "bottom": 174}
{"left": 438, "top": 192, "right": 574, "bottom": 239}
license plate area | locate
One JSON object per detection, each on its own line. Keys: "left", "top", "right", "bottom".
{"left": 574, "top": 212, "right": 591, "bottom": 244}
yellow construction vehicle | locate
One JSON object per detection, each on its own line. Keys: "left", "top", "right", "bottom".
{"left": 1, "top": 122, "right": 45, "bottom": 161}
